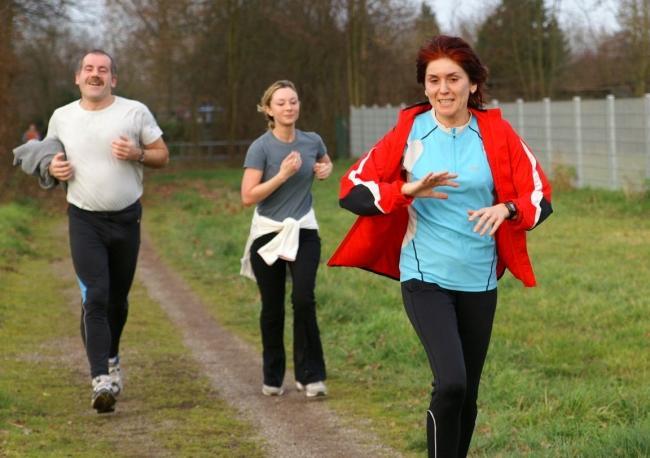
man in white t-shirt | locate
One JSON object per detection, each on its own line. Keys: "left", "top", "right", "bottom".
{"left": 47, "top": 49, "right": 169, "bottom": 413}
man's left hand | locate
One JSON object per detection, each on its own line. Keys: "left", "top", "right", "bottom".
{"left": 111, "top": 135, "right": 140, "bottom": 161}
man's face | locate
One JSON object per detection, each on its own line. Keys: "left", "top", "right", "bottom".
{"left": 75, "top": 53, "right": 116, "bottom": 103}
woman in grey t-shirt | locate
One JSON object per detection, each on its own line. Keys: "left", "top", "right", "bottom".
{"left": 241, "top": 80, "right": 333, "bottom": 398}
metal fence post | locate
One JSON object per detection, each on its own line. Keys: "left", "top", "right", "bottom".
{"left": 544, "top": 97, "right": 553, "bottom": 170}
{"left": 574, "top": 96, "right": 583, "bottom": 188}
{"left": 606, "top": 95, "right": 618, "bottom": 189}
{"left": 645, "top": 94, "right": 650, "bottom": 181}
{"left": 516, "top": 98, "right": 525, "bottom": 136}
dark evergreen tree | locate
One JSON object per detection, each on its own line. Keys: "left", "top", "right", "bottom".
{"left": 475, "top": 0, "right": 569, "bottom": 101}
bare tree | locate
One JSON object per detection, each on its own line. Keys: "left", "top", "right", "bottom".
{"left": 0, "top": 3, "right": 18, "bottom": 163}
{"left": 0, "top": 1, "right": 71, "bottom": 190}
{"left": 618, "top": 0, "right": 650, "bottom": 95}
{"left": 347, "top": 0, "right": 367, "bottom": 106}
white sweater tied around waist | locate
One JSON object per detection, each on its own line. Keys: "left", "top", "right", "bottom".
{"left": 240, "top": 208, "right": 319, "bottom": 280}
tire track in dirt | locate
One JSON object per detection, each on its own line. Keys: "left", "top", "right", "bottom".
{"left": 137, "top": 233, "right": 401, "bottom": 458}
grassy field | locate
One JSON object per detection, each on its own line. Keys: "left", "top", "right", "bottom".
{"left": 1, "top": 164, "right": 648, "bottom": 457}
{"left": 141, "top": 162, "right": 650, "bottom": 457}
{"left": 0, "top": 200, "right": 263, "bottom": 457}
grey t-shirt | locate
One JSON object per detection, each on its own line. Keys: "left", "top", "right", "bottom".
{"left": 244, "top": 129, "right": 326, "bottom": 221}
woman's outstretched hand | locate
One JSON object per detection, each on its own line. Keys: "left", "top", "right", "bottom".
{"left": 401, "top": 171, "right": 459, "bottom": 198}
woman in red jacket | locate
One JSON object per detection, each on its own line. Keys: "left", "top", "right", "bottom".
{"left": 329, "top": 36, "right": 552, "bottom": 457}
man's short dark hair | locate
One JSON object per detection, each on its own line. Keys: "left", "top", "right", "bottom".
{"left": 77, "top": 49, "right": 117, "bottom": 75}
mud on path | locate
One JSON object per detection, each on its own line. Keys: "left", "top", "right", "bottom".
{"left": 137, "top": 233, "right": 401, "bottom": 458}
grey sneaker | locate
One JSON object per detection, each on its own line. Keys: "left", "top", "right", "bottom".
{"left": 262, "top": 384, "right": 284, "bottom": 396}
{"left": 91, "top": 375, "right": 116, "bottom": 413}
{"left": 108, "top": 356, "right": 122, "bottom": 396}
{"left": 296, "top": 381, "right": 327, "bottom": 398}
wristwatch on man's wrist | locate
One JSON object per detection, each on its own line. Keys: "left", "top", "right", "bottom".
{"left": 504, "top": 201, "right": 517, "bottom": 220}
{"left": 137, "top": 148, "right": 146, "bottom": 163}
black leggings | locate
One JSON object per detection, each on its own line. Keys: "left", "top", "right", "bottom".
{"left": 401, "top": 279, "right": 497, "bottom": 458}
{"left": 68, "top": 201, "right": 141, "bottom": 379}
{"left": 250, "top": 229, "right": 326, "bottom": 387}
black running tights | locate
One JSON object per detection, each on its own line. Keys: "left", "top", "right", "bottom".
{"left": 401, "top": 279, "right": 497, "bottom": 458}
{"left": 68, "top": 201, "right": 141, "bottom": 379}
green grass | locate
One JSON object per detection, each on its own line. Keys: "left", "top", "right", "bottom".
{"left": 143, "top": 162, "right": 650, "bottom": 457}
{"left": 0, "top": 201, "right": 38, "bottom": 270}
{"left": 0, "top": 201, "right": 263, "bottom": 457}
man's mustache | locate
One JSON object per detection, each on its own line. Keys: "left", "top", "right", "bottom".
{"left": 85, "top": 77, "right": 104, "bottom": 85}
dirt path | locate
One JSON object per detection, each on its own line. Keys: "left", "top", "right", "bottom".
{"left": 137, "top": 234, "right": 401, "bottom": 458}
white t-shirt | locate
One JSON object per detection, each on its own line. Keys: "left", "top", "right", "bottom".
{"left": 46, "top": 96, "right": 163, "bottom": 211}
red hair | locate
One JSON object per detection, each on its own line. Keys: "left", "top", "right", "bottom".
{"left": 416, "top": 35, "right": 488, "bottom": 109}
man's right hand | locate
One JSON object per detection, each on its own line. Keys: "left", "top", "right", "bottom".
{"left": 48, "top": 152, "right": 73, "bottom": 181}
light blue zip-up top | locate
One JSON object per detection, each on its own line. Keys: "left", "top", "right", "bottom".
{"left": 399, "top": 109, "right": 497, "bottom": 291}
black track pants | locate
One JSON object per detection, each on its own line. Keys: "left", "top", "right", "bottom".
{"left": 68, "top": 201, "right": 141, "bottom": 379}
{"left": 401, "top": 279, "right": 497, "bottom": 458}
{"left": 250, "top": 229, "right": 326, "bottom": 387}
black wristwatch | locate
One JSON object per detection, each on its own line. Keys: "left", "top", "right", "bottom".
{"left": 504, "top": 201, "right": 517, "bottom": 220}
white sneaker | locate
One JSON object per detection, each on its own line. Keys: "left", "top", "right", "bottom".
{"left": 262, "top": 384, "right": 284, "bottom": 396}
{"left": 91, "top": 375, "right": 116, "bottom": 413}
{"left": 108, "top": 356, "right": 123, "bottom": 396}
{"left": 296, "top": 381, "right": 327, "bottom": 398}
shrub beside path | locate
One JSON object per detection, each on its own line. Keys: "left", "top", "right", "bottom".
{"left": 137, "top": 233, "right": 401, "bottom": 458}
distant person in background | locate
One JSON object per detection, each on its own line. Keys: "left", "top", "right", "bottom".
{"left": 22, "top": 123, "right": 41, "bottom": 143}
{"left": 47, "top": 49, "right": 169, "bottom": 414}
{"left": 329, "top": 35, "right": 552, "bottom": 457}
{"left": 240, "top": 80, "right": 333, "bottom": 398}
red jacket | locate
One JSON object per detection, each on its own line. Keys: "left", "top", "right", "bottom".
{"left": 328, "top": 102, "right": 552, "bottom": 287}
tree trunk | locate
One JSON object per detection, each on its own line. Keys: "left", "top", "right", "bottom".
{"left": 226, "top": 0, "right": 240, "bottom": 158}
{"left": 347, "top": 0, "right": 366, "bottom": 107}
{"left": 633, "top": 0, "right": 649, "bottom": 95}
{"left": 0, "top": 1, "right": 17, "bottom": 190}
